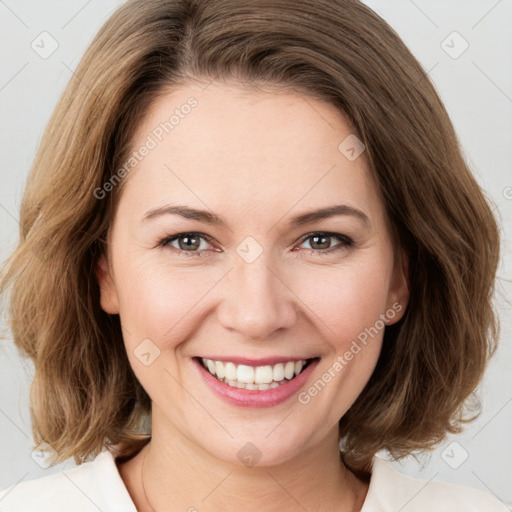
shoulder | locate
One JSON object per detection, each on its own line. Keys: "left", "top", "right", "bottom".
{"left": 361, "top": 454, "right": 510, "bottom": 512}
{"left": 0, "top": 448, "right": 136, "bottom": 512}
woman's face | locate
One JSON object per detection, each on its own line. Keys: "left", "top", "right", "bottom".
{"left": 96, "top": 81, "right": 408, "bottom": 466}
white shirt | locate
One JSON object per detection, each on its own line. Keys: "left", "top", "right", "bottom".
{"left": 0, "top": 447, "right": 508, "bottom": 511}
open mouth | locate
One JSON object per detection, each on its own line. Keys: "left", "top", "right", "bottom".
{"left": 197, "top": 357, "right": 320, "bottom": 391}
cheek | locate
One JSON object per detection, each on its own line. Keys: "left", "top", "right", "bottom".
{"left": 291, "top": 263, "right": 390, "bottom": 415}
{"left": 115, "top": 258, "right": 221, "bottom": 345}
{"left": 292, "top": 261, "right": 391, "bottom": 347}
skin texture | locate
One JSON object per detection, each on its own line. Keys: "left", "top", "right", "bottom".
{"left": 95, "top": 81, "right": 409, "bottom": 512}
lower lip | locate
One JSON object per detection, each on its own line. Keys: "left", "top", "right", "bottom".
{"left": 194, "top": 358, "right": 320, "bottom": 408}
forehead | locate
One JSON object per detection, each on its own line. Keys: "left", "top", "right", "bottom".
{"left": 120, "top": 81, "right": 384, "bottom": 228}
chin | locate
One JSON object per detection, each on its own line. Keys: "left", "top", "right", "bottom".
{"left": 195, "top": 424, "right": 319, "bottom": 469}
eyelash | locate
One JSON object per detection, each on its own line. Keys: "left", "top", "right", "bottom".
{"left": 158, "top": 231, "right": 354, "bottom": 258}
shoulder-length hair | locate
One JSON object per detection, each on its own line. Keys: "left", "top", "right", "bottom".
{"left": 0, "top": 0, "right": 500, "bottom": 476}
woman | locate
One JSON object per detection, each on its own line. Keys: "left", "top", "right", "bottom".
{"left": 0, "top": 0, "right": 507, "bottom": 510}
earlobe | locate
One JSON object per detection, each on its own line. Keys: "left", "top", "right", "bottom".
{"left": 95, "top": 254, "right": 120, "bottom": 314}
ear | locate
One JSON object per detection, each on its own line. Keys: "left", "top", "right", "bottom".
{"left": 95, "top": 254, "right": 120, "bottom": 314}
{"left": 385, "top": 250, "right": 410, "bottom": 325}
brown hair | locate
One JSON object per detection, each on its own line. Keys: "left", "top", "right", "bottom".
{"left": 0, "top": 0, "right": 500, "bottom": 476}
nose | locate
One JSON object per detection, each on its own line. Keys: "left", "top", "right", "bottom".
{"left": 216, "top": 255, "right": 298, "bottom": 341}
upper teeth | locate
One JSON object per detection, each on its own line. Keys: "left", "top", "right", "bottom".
{"left": 201, "top": 358, "right": 307, "bottom": 385}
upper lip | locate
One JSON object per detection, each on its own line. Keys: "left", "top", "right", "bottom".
{"left": 196, "top": 356, "right": 319, "bottom": 366}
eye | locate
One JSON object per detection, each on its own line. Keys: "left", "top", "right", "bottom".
{"left": 159, "top": 232, "right": 216, "bottom": 257}
{"left": 295, "top": 232, "right": 354, "bottom": 255}
{"left": 158, "top": 231, "right": 354, "bottom": 258}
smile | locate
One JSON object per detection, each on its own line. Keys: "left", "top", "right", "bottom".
{"left": 200, "top": 357, "right": 316, "bottom": 390}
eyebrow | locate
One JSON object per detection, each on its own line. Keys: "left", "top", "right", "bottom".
{"left": 142, "top": 203, "right": 370, "bottom": 228}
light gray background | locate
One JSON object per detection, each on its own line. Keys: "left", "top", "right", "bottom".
{"left": 1, "top": 0, "right": 511, "bottom": 507}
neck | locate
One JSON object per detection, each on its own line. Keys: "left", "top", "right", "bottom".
{"left": 126, "top": 410, "right": 368, "bottom": 512}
